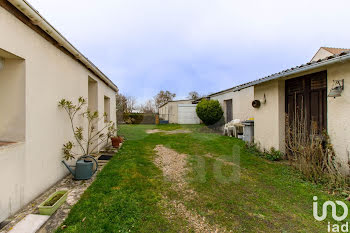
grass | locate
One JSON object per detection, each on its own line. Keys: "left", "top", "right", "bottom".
{"left": 57, "top": 124, "right": 349, "bottom": 232}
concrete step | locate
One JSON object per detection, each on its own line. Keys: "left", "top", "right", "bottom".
{"left": 9, "top": 214, "right": 49, "bottom": 233}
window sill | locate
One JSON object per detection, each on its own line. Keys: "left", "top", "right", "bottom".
{"left": 0, "top": 141, "right": 24, "bottom": 151}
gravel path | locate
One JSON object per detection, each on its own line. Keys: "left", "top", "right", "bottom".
{"left": 154, "top": 145, "right": 226, "bottom": 233}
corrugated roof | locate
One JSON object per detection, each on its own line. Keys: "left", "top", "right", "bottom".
{"left": 233, "top": 50, "right": 350, "bottom": 91}
{"left": 206, "top": 49, "right": 350, "bottom": 98}
{"left": 208, "top": 87, "right": 236, "bottom": 97}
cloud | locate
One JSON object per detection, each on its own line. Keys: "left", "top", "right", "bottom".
{"left": 28, "top": 0, "right": 350, "bottom": 104}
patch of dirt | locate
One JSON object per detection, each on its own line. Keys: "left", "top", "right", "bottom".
{"left": 154, "top": 145, "right": 226, "bottom": 232}
{"left": 165, "top": 198, "right": 222, "bottom": 233}
{"left": 146, "top": 129, "right": 192, "bottom": 134}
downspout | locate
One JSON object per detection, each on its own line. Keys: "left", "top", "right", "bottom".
{"left": 7, "top": 0, "right": 118, "bottom": 92}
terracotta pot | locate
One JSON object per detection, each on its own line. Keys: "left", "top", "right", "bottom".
{"left": 111, "top": 137, "right": 120, "bottom": 148}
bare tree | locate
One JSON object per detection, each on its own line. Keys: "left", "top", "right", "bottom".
{"left": 154, "top": 90, "right": 176, "bottom": 108}
{"left": 140, "top": 99, "right": 156, "bottom": 113}
{"left": 188, "top": 91, "right": 200, "bottom": 100}
{"left": 116, "top": 92, "right": 127, "bottom": 113}
{"left": 126, "top": 96, "right": 137, "bottom": 113}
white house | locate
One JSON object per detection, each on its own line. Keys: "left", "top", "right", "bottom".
{"left": 226, "top": 47, "right": 350, "bottom": 173}
{"left": 0, "top": 0, "right": 118, "bottom": 222}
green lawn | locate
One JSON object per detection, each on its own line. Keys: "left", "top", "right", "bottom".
{"left": 57, "top": 124, "right": 348, "bottom": 233}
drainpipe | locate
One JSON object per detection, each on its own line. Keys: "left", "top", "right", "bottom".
{"left": 7, "top": 0, "right": 118, "bottom": 92}
{"left": 0, "top": 57, "right": 4, "bottom": 70}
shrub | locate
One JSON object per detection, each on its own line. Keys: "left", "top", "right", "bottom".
{"left": 265, "top": 147, "right": 284, "bottom": 161}
{"left": 123, "top": 113, "right": 144, "bottom": 124}
{"left": 285, "top": 111, "right": 345, "bottom": 189}
{"left": 245, "top": 143, "right": 283, "bottom": 161}
{"left": 196, "top": 99, "right": 224, "bottom": 126}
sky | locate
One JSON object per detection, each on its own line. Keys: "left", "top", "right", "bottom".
{"left": 28, "top": 0, "right": 350, "bottom": 104}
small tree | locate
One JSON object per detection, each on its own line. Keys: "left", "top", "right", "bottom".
{"left": 58, "top": 97, "right": 116, "bottom": 160}
{"left": 188, "top": 91, "right": 200, "bottom": 100}
{"left": 154, "top": 90, "right": 176, "bottom": 108}
{"left": 196, "top": 99, "right": 223, "bottom": 126}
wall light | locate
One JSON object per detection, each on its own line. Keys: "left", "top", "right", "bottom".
{"left": 0, "top": 57, "right": 4, "bottom": 70}
{"left": 328, "top": 80, "right": 344, "bottom": 98}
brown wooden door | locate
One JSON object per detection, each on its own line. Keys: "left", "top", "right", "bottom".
{"left": 225, "top": 99, "right": 233, "bottom": 122}
{"left": 285, "top": 71, "right": 327, "bottom": 133}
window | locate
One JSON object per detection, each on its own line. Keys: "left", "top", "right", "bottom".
{"left": 0, "top": 50, "right": 25, "bottom": 144}
{"left": 104, "top": 96, "right": 111, "bottom": 122}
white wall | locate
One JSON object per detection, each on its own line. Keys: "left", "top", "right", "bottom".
{"left": 0, "top": 6, "right": 117, "bottom": 222}
{"left": 210, "top": 86, "right": 254, "bottom": 123}
{"left": 253, "top": 80, "right": 285, "bottom": 152}
{"left": 327, "top": 61, "right": 350, "bottom": 171}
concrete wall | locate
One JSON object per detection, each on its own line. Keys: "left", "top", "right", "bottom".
{"left": 210, "top": 86, "right": 254, "bottom": 123}
{"left": 0, "top": 6, "right": 117, "bottom": 222}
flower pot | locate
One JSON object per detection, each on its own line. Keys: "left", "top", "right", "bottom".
{"left": 38, "top": 190, "right": 68, "bottom": 215}
{"left": 111, "top": 137, "right": 120, "bottom": 148}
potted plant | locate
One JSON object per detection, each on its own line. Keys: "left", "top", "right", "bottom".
{"left": 38, "top": 190, "right": 68, "bottom": 215}
{"left": 58, "top": 97, "right": 117, "bottom": 180}
{"left": 110, "top": 136, "right": 120, "bottom": 148}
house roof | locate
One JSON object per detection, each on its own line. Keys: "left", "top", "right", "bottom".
{"left": 159, "top": 99, "right": 193, "bottom": 108}
{"left": 233, "top": 49, "right": 350, "bottom": 92}
{"left": 5, "top": 0, "right": 118, "bottom": 92}
{"left": 321, "top": 47, "right": 350, "bottom": 55}
{"left": 206, "top": 48, "right": 350, "bottom": 98}
{"left": 207, "top": 87, "right": 236, "bottom": 97}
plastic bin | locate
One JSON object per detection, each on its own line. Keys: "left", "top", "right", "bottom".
{"left": 242, "top": 120, "right": 254, "bottom": 143}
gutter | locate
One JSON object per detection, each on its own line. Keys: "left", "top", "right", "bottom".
{"left": 232, "top": 52, "right": 350, "bottom": 92}
{"left": 7, "top": 0, "right": 118, "bottom": 92}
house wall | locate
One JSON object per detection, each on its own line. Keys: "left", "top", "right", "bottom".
{"left": 253, "top": 60, "right": 350, "bottom": 171}
{"left": 210, "top": 86, "right": 254, "bottom": 123}
{"left": 253, "top": 80, "right": 285, "bottom": 152}
{"left": 158, "top": 103, "right": 169, "bottom": 121}
{"left": 327, "top": 61, "right": 350, "bottom": 169}
{"left": 0, "top": 6, "right": 117, "bottom": 222}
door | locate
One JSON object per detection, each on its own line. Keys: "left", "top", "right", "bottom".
{"left": 225, "top": 99, "right": 233, "bottom": 122}
{"left": 285, "top": 71, "right": 327, "bottom": 133}
{"left": 178, "top": 104, "right": 200, "bottom": 124}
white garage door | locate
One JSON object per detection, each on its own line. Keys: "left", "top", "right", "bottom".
{"left": 178, "top": 104, "right": 200, "bottom": 124}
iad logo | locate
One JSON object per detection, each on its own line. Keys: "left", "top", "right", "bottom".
{"left": 313, "top": 196, "right": 349, "bottom": 232}
{"left": 313, "top": 196, "right": 348, "bottom": 221}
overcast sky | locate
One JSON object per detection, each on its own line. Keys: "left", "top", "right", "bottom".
{"left": 29, "top": 0, "right": 350, "bottom": 103}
